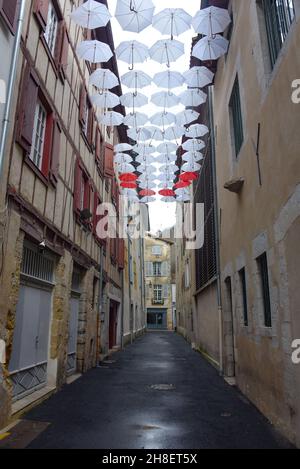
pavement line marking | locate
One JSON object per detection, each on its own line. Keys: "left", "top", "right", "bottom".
{"left": 0, "top": 432, "right": 10, "bottom": 441}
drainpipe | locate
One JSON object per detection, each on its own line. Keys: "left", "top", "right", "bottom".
{"left": 97, "top": 245, "right": 104, "bottom": 361}
{"left": 0, "top": 0, "right": 26, "bottom": 179}
{"left": 208, "top": 86, "right": 224, "bottom": 375}
{"left": 128, "top": 232, "right": 133, "bottom": 344}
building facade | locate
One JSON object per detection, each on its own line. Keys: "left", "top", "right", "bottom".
{"left": 0, "top": 0, "right": 144, "bottom": 430}
{"left": 145, "top": 235, "right": 174, "bottom": 331}
{"left": 177, "top": 0, "right": 300, "bottom": 447}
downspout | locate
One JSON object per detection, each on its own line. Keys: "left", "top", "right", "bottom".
{"left": 0, "top": 0, "right": 26, "bottom": 178}
{"left": 98, "top": 245, "right": 104, "bottom": 361}
{"left": 208, "top": 86, "right": 223, "bottom": 375}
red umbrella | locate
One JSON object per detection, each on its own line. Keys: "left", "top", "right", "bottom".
{"left": 179, "top": 172, "right": 198, "bottom": 182}
{"left": 119, "top": 173, "right": 138, "bottom": 182}
{"left": 159, "top": 189, "right": 176, "bottom": 197}
{"left": 174, "top": 180, "right": 191, "bottom": 189}
{"left": 120, "top": 182, "right": 137, "bottom": 189}
{"left": 139, "top": 189, "right": 156, "bottom": 197}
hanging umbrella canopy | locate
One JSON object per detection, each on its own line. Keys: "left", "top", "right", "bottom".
{"left": 139, "top": 189, "right": 156, "bottom": 197}
{"left": 138, "top": 180, "right": 157, "bottom": 189}
{"left": 91, "top": 91, "right": 120, "bottom": 109}
{"left": 150, "top": 112, "right": 176, "bottom": 127}
{"left": 180, "top": 171, "right": 198, "bottom": 182}
{"left": 192, "top": 35, "right": 229, "bottom": 61}
{"left": 120, "top": 92, "right": 148, "bottom": 108}
{"left": 150, "top": 39, "right": 185, "bottom": 68}
{"left": 192, "top": 6, "right": 231, "bottom": 36}
{"left": 182, "top": 139, "right": 205, "bottom": 152}
{"left": 137, "top": 173, "right": 157, "bottom": 182}
{"left": 161, "top": 196, "right": 176, "bottom": 203}
{"left": 115, "top": 0, "right": 155, "bottom": 33}
{"left": 121, "top": 70, "right": 152, "bottom": 90}
{"left": 116, "top": 40, "right": 149, "bottom": 70}
{"left": 119, "top": 173, "right": 138, "bottom": 182}
{"left": 183, "top": 66, "right": 214, "bottom": 89}
{"left": 177, "top": 193, "right": 191, "bottom": 202}
{"left": 121, "top": 181, "right": 138, "bottom": 189}
{"left": 182, "top": 151, "right": 204, "bottom": 163}
{"left": 89, "top": 68, "right": 119, "bottom": 90}
{"left": 98, "top": 111, "right": 124, "bottom": 126}
{"left": 136, "top": 162, "right": 156, "bottom": 172}
{"left": 121, "top": 188, "right": 139, "bottom": 200}
{"left": 156, "top": 173, "right": 177, "bottom": 183}
{"left": 180, "top": 89, "right": 207, "bottom": 107}
{"left": 159, "top": 163, "right": 179, "bottom": 172}
{"left": 114, "top": 143, "right": 133, "bottom": 153}
{"left": 155, "top": 153, "right": 177, "bottom": 164}
{"left": 153, "top": 71, "right": 184, "bottom": 90}
{"left": 159, "top": 188, "right": 176, "bottom": 197}
{"left": 124, "top": 112, "right": 148, "bottom": 128}
{"left": 127, "top": 127, "right": 151, "bottom": 142}
{"left": 151, "top": 91, "right": 179, "bottom": 109}
{"left": 144, "top": 126, "right": 164, "bottom": 142}
{"left": 114, "top": 153, "right": 133, "bottom": 164}
{"left": 157, "top": 142, "right": 178, "bottom": 153}
{"left": 164, "top": 125, "right": 185, "bottom": 141}
{"left": 71, "top": 0, "right": 111, "bottom": 29}
{"left": 77, "top": 40, "right": 113, "bottom": 63}
{"left": 140, "top": 196, "right": 156, "bottom": 203}
{"left": 176, "top": 109, "right": 200, "bottom": 126}
{"left": 117, "top": 162, "right": 136, "bottom": 173}
{"left": 133, "top": 143, "right": 154, "bottom": 155}
{"left": 174, "top": 180, "right": 191, "bottom": 189}
{"left": 152, "top": 8, "right": 192, "bottom": 40}
{"left": 182, "top": 161, "right": 201, "bottom": 172}
{"left": 185, "top": 124, "right": 209, "bottom": 138}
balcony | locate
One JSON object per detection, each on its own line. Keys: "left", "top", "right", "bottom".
{"left": 152, "top": 298, "right": 164, "bottom": 305}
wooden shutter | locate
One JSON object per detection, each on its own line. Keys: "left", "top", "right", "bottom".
{"left": 163, "top": 285, "right": 169, "bottom": 299}
{"left": 104, "top": 143, "right": 114, "bottom": 178}
{"left": 41, "top": 112, "right": 54, "bottom": 178}
{"left": 17, "top": 66, "right": 39, "bottom": 152}
{"left": 145, "top": 262, "right": 153, "bottom": 277}
{"left": 49, "top": 119, "right": 61, "bottom": 185}
{"left": 118, "top": 239, "right": 125, "bottom": 270}
{"left": 161, "top": 261, "right": 170, "bottom": 276}
{"left": 54, "top": 20, "right": 69, "bottom": 76}
{"left": 79, "top": 86, "right": 87, "bottom": 127}
{"left": 34, "top": 0, "right": 49, "bottom": 31}
{"left": 95, "top": 127, "right": 102, "bottom": 169}
{"left": 0, "top": 0, "right": 18, "bottom": 32}
{"left": 74, "top": 158, "right": 82, "bottom": 213}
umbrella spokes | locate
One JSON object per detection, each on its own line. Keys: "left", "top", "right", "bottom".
{"left": 130, "top": 0, "right": 137, "bottom": 13}
{"left": 165, "top": 44, "right": 171, "bottom": 68}
{"left": 171, "top": 13, "right": 174, "bottom": 40}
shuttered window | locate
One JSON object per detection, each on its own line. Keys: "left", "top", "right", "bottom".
{"left": 79, "top": 86, "right": 94, "bottom": 147}
{"left": 44, "top": 1, "right": 59, "bottom": 55}
{"left": 238, "top": 268, "right": 248, "bottom": 327}
{"left": 153, "top": 262, "right": 162, "bottom": 277}
{"left": 257, "top": 253, "right": 272, "bottom": 328}
{"left": 262, "top": 0, "right": 295, "bottom": 68}
{"left": 104, "top": 143, "right": 115, "bottom": 178}
{"left": 145, "top": 262, "right": 153, "bottom": 277}
{"left": 0, "top": 0, "right": 19, "bottom": 33}
{"left": 74, "top": 157, "right": 93, "bottom": 226}
{"left": 229, "top": 76, "right": 244, "bottom": 157}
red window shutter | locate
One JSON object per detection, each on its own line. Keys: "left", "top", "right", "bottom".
{"left": 0, "top": 0, "right": 18, "bottom": 32}
{"left": 17, "top": 66, "right": 39, "bottom": 152}
{"left": 41, "top": 112, "right": 54, "bottom": 178}
{"left": 79, "top": 86, "right": 87, "bottom": 127}
{"left": 49, "top": 119, "right": 61, "bottom": 185}
{"left": 87, "top": 108, "right": 94, "bottom": 146}
{"left": 54, "top": 20, "right": 69, "bottom": 75}
{"left": 34, "top": 0, "right": 49, "bottom": 31}
{"left": 118, "top": 239, "right": 125, "bottom": 270}
{"left": 104, "top": 143, "right": 114, "bottom": 178}
{"left": 95, "top": 127, "right": 101, "bottom": 165}
{"left": 74, "top": 158, "right": 82, "bottom": 213}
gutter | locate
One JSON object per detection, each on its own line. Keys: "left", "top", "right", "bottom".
{"left": 0, "top": 0, "right": 26, "bottom": 179}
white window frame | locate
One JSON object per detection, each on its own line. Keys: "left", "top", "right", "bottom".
{"left": 29, "top": 100, "right": 47, "bottom": 170}
{"left": 153, "top": 285, "right": 162, "bottom": 302}
{"left": 44, "top": 1, "right": 59, "bottom": 56}
{"left": 153, "top": 262, "right": 162, "bottom": 277}
{"left": 152, "top": 245, "right": 162, "bottom": 256}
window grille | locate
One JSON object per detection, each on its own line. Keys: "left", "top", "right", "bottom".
{"left": 21, "top": 245, "right": 54, "bottom": 283}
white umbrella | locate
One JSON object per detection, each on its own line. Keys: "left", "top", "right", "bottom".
{"left": 157, "top": 175, "right": 176, "bottom": 183}
{"left": 164, "top": 125, "right": 185, "bottom": 141}
{"left": 155, "top": 153, "right": 177, "bottom": 164}
{"left": 121, "top": 70, "right": 152, "bottom": 91}
{"left": 137, "top": 173, "right": 157, "bottom": 182}
{"left": 136, "top": 162, "right": 156, "bottom": 171}
{"left": 182, "top": 161, "right": 201, "bottom": 172}
{"left": 115, "top": 0, "right": 155, "bottom": 33}
{"left": 127, "top": 127, "right": 151, "bottom": 141}
{"left": 144, "top": 126, "right": 164, "bottom": 142}
{"left": 121, "top": 189, "right": 139, "bottom": 200}
{"left": 114, "top": 143, "right": 133, "bottom": 152}
{"left": 176, "top": 109, "right": 200, "bottom": 126}
{"left": 159, "top": 163, "right": 179, "bottom": 172}
{"left": 185, "top": 124, "right": 209, "bottom": 138}
{"left": 139, "top": 181, "right": 157, "bottom": 189}
{"left": 152, "top": 8, "right": 192, "bottom": 40}
{"left": 99, "top": 111, "right": 124, "bottom": 126}
{"left": 157, "top": 142, "right": 178, "bottom": 153}
{"left": 180, "top": 89, "right": 207, "bottom": 107}
{"left": 183, "top": 66, "right": 214, "bottom": 89}
{"left": 176, "top": 194, "right": 191, "bottom": 202}
{"left": 150, "top": 112, "right": 176, "bottom": 127}
{"left": 182, "top": 151, "right": 203, "bottom": 163}
{"left": 89, "top": 68, "right": 119, "bottom": 90}
{"left": 150, "top": 39, "right": 184, "bottom": 68}
{"left": 153, "top": 71, "right": 185, "bottom": 90}
{"left": 161, "top": 196, "right": 176, "bottom": 203}
{"left": 117, "top": 162, "right": 136, "bottom": 173}
{"left": 71, "top": 0, "right": 111, "bottom": 29}
{"left": 140, "top": 196, "right": 156, "bottom": 203}
{"left": 151, "top": 91, "right": 179, "bottom": 109}
{"left": 192, "top": 35, "right": 229, "bottom": 61}
{"left": 114, "top": 153, "right": 133, "bottom": 164}
{"left": 124, "top": 112, "right": 148, "bottom": 128}
{"left": 116, "top": 40, "right": 149, "bottom": 70}
{"left": 182, "top": 139, "right": 205, "bottom": 152}
{"left": 77, "top": 40, "right": 113, "bottom": 64}
{"left": 136, "top": 154, "right": 156, "bottom": 164}
{"left": 133, "top": 143, "right": 154, "bottom": 155}
{"left": 91, "top": 91, "right": 120, "bottom": 109}
{"left": 120, "top": 92, "right": 148, "bottom": 109}
{"left": 192, "top": 6, "right": 231, "bottom": 36}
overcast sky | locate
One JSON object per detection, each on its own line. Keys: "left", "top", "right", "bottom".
{"left": 108, "top": 0, "right": 201, "bottom": 233}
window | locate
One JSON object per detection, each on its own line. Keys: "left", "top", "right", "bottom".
{"left": 257, "top": 253, "right": 272, "bottom": 327}
{"left": 185, "top": 260, "right": 190, "bottom": 289}
{"left": 229, "top": 76, "right": 244, "bottom": 157}
{"left": 0, "top": 0, "right": 19, "bottom": 33}
{"left": 29, "top": 101, "right": 47, "bottom": 170}
{"left": 44, "top": 1, "right": 59, "bottom": 55}
{"left": 153, "top": 285, "right": 162, "bottom": 302}
{"left": 74, "top": 158, "right": 93, "bottom": 225}
{"left": 79, "top": 86, "right": 94, "bottom": 147}
{"left": 153, "top": 262, "right": 162, "bottom": 277}
{"left": 152, "top": 245, "right": 162, "bottom": 255}
{"left": 239, "top": 268, "right": 248, "bottom": 326}
{"left": 262, "top": 0, "right": 295, "bottom": 68}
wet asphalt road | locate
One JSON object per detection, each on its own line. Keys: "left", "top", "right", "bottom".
{"left": 20, "top": 332, "right": 291, "bottom": 449}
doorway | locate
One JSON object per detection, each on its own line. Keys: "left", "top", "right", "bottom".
{"left": 147, "top": 309, "right": 168, "bottom": 330}
{"left": 109, "top": 301, "right": 118, "bottom": 349}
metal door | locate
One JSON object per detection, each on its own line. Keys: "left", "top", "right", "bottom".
{"left": 9, "top": 284, "right": 52, "bottom": 400}
{"left": 67, "top": 296, "right": 79, "bottom": 375}
{"left": 147, "top": 309, "right": 168, "bottom": 330}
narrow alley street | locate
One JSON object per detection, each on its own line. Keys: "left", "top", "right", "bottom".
{"left": 0, "top": 332, "right": 291, "bottom": 449}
